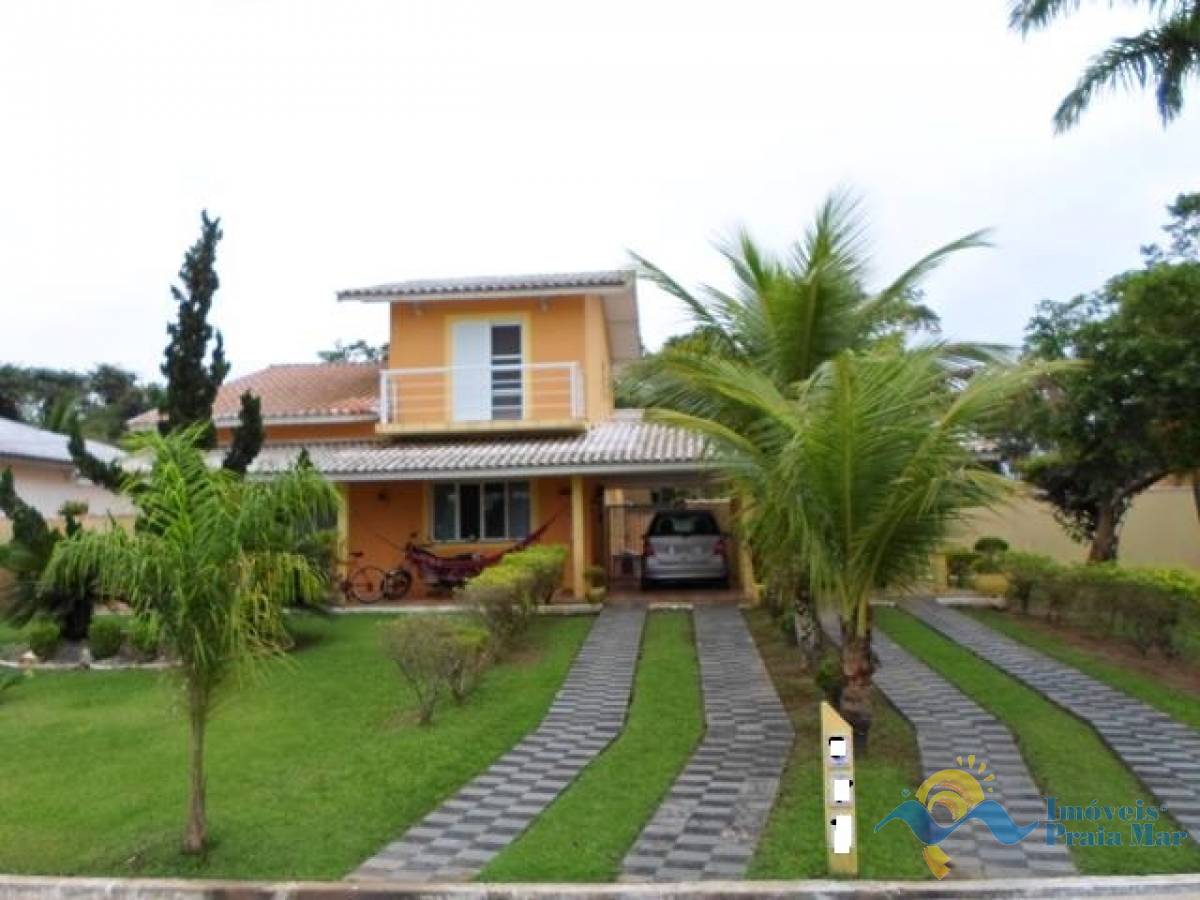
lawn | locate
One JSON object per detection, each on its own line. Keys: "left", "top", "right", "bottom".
{"left": 480, "top": 611, "right": 703, "bottom": 881}
{"left": 0, "top": 612, "right": 592, "bottom": 879}
{"left": 966, "top": 608, "right": 1200, "bottom": 729}
{"left": 744, "top": 609, "right": 928, "bottom": 880}
{"left": 879, "top": 606, "right": 1200, "bottom": 875}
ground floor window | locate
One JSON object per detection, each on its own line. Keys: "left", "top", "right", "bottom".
{"left": 432, "top": 481, "right": 531, "bottom": 541}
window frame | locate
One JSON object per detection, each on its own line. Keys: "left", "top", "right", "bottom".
{"left": 430, "top": 480, "right": 533, "bottom": 543}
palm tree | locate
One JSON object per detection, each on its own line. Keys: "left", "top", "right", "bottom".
{"left": 40, "top": 426, "right": 338, "bottom": 853}
{"left": 623, "top": 190, "right": 996, "bottom": 662}
{"left": 1010, "top": 0, "right": 1200, "bottom": 131}
{"left": 654, "top": 348, "right": 1046, "bottom": 747}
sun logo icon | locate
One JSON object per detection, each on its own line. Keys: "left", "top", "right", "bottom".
{"left": 876, "top": 753, "right": 1039, "bottom": 879}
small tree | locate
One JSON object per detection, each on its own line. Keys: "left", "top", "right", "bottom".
{"left": 0, "top": 471, "right": 94, "bottom": 640}
{"left": 659, "top": 348, "right": 1047, "bottom": 748}
{"left": 41, "top": 427, "right": 337, "bottom": 852}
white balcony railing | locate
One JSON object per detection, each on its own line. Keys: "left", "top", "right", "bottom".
{"left": 379, "top": 362, "right": 585, "bottom": 429}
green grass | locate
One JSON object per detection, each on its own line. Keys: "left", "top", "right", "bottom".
{"left": 967, "top": 608, "right": 1200, "bottom": 729}
{"left": 744, "top": 609, "right": 928, "bottom": 880}
{"left": 0, "top": 613, "right": 592, "bottom": 879}
{"left": 480, "top": 612, "right": 704, "bottom": 881}
{"left": 879, "top": 606, "right": 1200, "bottom": 875}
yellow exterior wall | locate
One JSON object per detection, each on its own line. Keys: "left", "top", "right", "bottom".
{"left": 387, "top": 295, "right": 607, "bottom": 426}
{"left": 952, "top": 482, "right": 1200, "bottom": 570}
{"left": 216, "top": 421, "right": 377, "bottom": 445}
{"left": 343, "top": 475, "right": 582, "bottom": 600}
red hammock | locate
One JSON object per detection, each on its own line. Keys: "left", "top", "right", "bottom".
{"left": 379, "top": 510, "right": 561, "bottom": 590}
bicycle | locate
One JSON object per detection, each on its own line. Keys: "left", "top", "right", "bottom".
{"left": 335, "top": 551, "right": 414, "bottom": 604}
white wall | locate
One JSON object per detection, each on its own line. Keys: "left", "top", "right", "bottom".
{"left": 0, "top": 456, "right": 134, "bottom": 520}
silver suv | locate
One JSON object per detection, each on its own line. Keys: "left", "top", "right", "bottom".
{"left": 641, "top": 509, "right": 730, "bottom": 589}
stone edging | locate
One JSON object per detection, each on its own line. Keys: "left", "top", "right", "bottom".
{"left": 2, "top": 873, "right": 1200, "bottom": 898}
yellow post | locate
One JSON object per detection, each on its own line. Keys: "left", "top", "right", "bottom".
{"left": 821, "top": 701, "right": 859, "bottom": 875}
{"left": 730, "top": 494, "right": 759, "bottom": 604}
{"left": 570, "top": 475, "right": 587, "bottom": 600}
{"left": 335, "top": 483, "right": 350, "bottom": 579}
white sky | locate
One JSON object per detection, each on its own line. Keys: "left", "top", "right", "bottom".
{"left": 1, "top": 0, "right": 1197, "bottom": 382}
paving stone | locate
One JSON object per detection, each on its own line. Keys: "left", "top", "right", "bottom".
{"left": 909, "top": 600, "right": 1200, "bottom": 838}
{"left": 824, "top": 611, "right": 1076, "bottom": 880}
{"left": 620, "top": 606, "right": 794, "bottom": 882}
{"left": 350, "top": 606, "right": 646, "bottom": 881}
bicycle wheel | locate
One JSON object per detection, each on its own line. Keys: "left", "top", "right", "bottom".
{"left": 349, "top": 566, "right": 387, "bottom": 604}
{"left": 382, "top": 569, "right": 414, "bottom": 602}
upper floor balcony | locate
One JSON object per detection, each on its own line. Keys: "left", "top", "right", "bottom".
{"left": 378, "top": 361, "right": 587, "bottom": 435}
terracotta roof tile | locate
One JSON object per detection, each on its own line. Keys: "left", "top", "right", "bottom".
{"left": 129, "top": 362, "right": 380, "bottom": 428}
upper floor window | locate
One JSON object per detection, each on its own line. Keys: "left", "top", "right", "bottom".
{"left": 451, "top": 320, "right": 524, "bottom": 422}
{"left": 432, "top": 480, "right": 531, "bottom": 542}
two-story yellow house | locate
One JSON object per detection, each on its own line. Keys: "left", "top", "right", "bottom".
{"left": 166, "top": 270, "right": 735, "bottom": 600}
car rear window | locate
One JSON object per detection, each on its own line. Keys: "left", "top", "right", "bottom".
{"left": 649, "top": 512, "right": 720, "bottom": 537}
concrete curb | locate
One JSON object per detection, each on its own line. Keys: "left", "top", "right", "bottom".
{"left": 1, "top": 874, "right": 1200, "bottom": 898}
{"left": 327, "top": 603, "right": 602, "bottom": 616}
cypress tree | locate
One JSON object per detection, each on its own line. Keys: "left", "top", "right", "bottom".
{"left": 159, "top": 211, "right": 230, "bottom": 447}
{"left": 70, "top": 210, "right": 263, "bottom": 478}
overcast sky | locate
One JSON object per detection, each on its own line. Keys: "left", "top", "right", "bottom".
{"left": 1, "top": 1, "right": 1197, "bottom": 382}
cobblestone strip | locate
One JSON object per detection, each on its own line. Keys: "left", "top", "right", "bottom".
{"left": 909, "top": 599, "right": 1200, "bottom": 837}
{"left": 621, "top": 606, "right": 794, "bottom": 881}
{"left": 351, "top": 606, "right": 647, "bottom": 882}
{"left": 870, "top": 627, "right": 1076, "bottom": 878}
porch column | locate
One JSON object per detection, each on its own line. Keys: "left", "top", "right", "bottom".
{"left": 731, "top": 494, "right": 759, "bottom": 604}
{"left": 570, "top": 474, "right": 587, "bottom": 600}
{"left": 335, "top": 482, "right": 350, "bottom": 578}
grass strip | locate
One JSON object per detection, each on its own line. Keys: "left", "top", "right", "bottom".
{"left": 480, "top": 611, "right": 703, "bottom": 881}
{"left": 745, "top": 609, "right": 928, "bottom": 879}
{"left": 879, "top": 606, "right": 1200, "bottom": 875}
{"left": 0, "top": 613, "right": 591, "bottom": 879}
{"left": 966, "top": 608, "right": 1200, "bottom": 730}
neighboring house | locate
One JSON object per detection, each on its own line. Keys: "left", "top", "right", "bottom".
{"left": 0, "top": 418, "right": 133, "bottom": 520}
{"left": 130, "top": 270, "right": 733, "bottom": 599}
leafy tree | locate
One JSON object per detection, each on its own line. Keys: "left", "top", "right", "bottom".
{"left": 657, "top": 348, "right": 1043, "bottom": 748}
{"left": 622, "top": 190, "right": 995, "bottom": 665}
{"left": 317, "top": 338, "right": 389, "bottom": 363}
{"left": 1010, "top": 0, "right": 1200, "bottom": 131}
{"left": 1001, "top": 196, "right": 1200, "bottom": 559}
{"left": 0, "top": 471, "right": 95, "bottom": 640}
{"left": 0, "top": 364, "right": 160, "bottom": 439}
{"left": 40, "top": 427, "right": 338, "bottom": 852}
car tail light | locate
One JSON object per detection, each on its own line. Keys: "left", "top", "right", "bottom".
{"left": 643, "top": 539, "right": 655, "bottom": 558}
{"left": 713, "top": 537, "right": 727, "bottom": 557}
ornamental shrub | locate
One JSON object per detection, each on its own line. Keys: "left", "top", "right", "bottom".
{"left": 943, "top": 546, "right": 980, "bottom": 588}
{"left": 972, "top": 536, "right": 1010, "bottom": 573}
{"left": 130, "top": 614, "right": 162, "bottom": 661}
{"left": 88, "top": 617, "right": 125, "bottom": 660}
{"left": 25, "top": 619, "right": 61, "bottom": 660}
{"left": 999, "top": 552, "right": 1062, "bottom": 614}
{"left": 382, "top": 616, "right": 492, "bottom": 725}
{"left": 459, "top": 544, "right": 568, "bottom": 647}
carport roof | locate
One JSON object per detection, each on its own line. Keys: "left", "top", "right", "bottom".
{"left": 230, "top": 411, "right": 709, "bottom": 481}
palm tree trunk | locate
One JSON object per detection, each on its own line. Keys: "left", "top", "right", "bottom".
{"left": 184, "top": 680, "right": 208, "bottom": 854}
{"left": 1087, "top": 502, "right": 1120, "bottom": 563}
{"left": 792, "top": 587, "right": 822, "bottom": 671}
{"left": 839, "top": 633, "right": 873, "bottom": 753}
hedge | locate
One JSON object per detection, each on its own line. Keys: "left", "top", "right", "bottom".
{"left": 999, "top": 552, "right": 1200, "bottom": 659}
{"left": 457, "top": 544, "right": 569, "bottom": 648}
